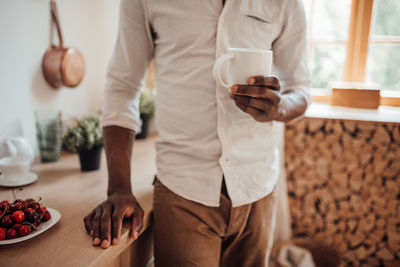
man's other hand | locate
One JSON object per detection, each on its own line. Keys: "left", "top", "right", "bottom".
{"left": 83, "top": 192, "right": 144, "bottom": 249}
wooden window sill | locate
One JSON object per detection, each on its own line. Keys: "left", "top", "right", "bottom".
{"left": 310, "top": 88, "right": 400, "bottom": 108}
{"left": 305, "top": 102, "right": 400, "bottom": 124}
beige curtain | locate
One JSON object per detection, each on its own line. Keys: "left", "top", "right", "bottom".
{"left": 268, "top": 123, "right": 292, "bottom": 267}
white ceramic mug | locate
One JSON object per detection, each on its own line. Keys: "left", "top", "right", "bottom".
{"left": 0, "top": 137, "right": 35, "bottom": 163}
{"left": 0, "top": 139, "right": 17, "bottom": 159}
{"left": 213, "top": 48, "right": 273, "bottom": 89}
{"left": 0, "top": 156, "right": 30, "bottom": 181}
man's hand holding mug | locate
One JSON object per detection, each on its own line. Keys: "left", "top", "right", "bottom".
{"left": 230, "top": 75, "right": 283, "bottom": 122}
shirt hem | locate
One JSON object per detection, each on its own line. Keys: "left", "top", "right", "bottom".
{"left": 230, "top": 182, "right": 278, "bottom": 207}
{"left": 156, "top": 174, "right": 221, "bottom": 207}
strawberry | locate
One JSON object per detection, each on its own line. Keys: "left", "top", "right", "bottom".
{"left": 18, "top": 225, "right": 31, "bottom": 237}
{"left": 40, "top": 206, "right": 47, "bottom": 213}
{"left": 0, "top": 227, "right": 5, "bottom": 240}
{"left": 12, "top": 211, "right": 25, "bottom": 223}
{"left": 6, "top": 228, "right": 17, "bottom": 239}
{"left": 0, "top": 210, "right": 3, "bottom": 217}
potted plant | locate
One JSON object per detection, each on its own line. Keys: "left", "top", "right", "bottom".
{"left": 136, "top": 89, "right": 156, "bottom": 139}
{"left": 63, "top": 114, "right": 103, "bottom": 171}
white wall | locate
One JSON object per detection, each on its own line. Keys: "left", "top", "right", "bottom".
{"left": 0, "top": 0, "right": 120, "bottom": 150}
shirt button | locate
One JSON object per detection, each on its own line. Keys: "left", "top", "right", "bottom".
{"left": 225, "top": 158, "right": 229, "bottom": 162}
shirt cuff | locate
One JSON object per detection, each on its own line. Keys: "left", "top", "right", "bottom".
{"left": 100, "top": 111, "right": 142, "bottom": 133}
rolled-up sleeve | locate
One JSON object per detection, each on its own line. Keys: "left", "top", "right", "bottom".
{"left": 272, "top": 0, "right": 312, "bottom": 107}
{"left": 101, "top": 0, "right": 154, "bottom": 132}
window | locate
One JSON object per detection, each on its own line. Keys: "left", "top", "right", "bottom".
{"left": 366, "top": 0, "right": 400, "bottom": 91}
{"left": 303, "top": 0, "right": 352, "bottom": 89}
{"left": 306, "top": 0, "right": 400, "bottom": 94}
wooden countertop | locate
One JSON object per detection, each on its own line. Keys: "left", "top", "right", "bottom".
{"left": 0, "top": 136, "right": 157, "bottom": 267}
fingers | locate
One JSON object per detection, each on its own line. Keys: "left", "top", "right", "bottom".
{"left": 83, "top": 210, "right": 95, "bottom": 236}
{"left": 232, "top": 94, "right": 282, "bottom": 122}
{"left": 231, "top": 86, "right": 281, "bottom": 105}
{"left": 131, "top": 206, "right": 144, "bottom": 240}
{"left": 100, "top": 205, "right": 113, "bottom": 249}
{"left": 247, "top": 75, "right": 281, "bottom": 91}
{"left": 232, "top": 95, "right": 272, "bottom": 112}
{"left": 111, "top": 207, "right": 124, "bottom": 245}
{"left": 85, "top": 194, "right": 145, "bottom": 249}
{"left": 236, "top": 103, "right": 264, "bottom": 120}
{"left": 91, "top": 207, "right": 102, "bottom": 246}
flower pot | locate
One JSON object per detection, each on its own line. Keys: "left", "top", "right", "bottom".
{"left": 77, "top": 146, "right": 102, "bottom": 172}
{"left": 136, "top": 114, "right": 150, "bottom": 139}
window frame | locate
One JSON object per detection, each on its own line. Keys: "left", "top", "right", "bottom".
{"left": 310, "top": 0, "right": 400, "bottom": 107}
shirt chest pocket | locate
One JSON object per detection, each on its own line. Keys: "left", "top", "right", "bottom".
{"left": 234, "top": 0, "right": 280, "bottom": 50}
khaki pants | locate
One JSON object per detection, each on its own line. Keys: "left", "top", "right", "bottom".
{"left": 153, "top": 177, "right": 277, "bottom": 267}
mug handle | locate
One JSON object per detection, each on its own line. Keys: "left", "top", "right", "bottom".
{"left": 4, "top": 140, "right": 17, "bottom": 157}
{"left": 213, "top": 53, "right": 234, "bottom": 88}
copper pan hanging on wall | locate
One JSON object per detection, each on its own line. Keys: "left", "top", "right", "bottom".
{"left": 42, "top": 0, "right": 85, "bottom": 89}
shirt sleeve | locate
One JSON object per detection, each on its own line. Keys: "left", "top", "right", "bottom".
{"left": 100, "top": 0, "right": 154, "bottom": 132}
{"left": 272, "top": 0, "right": 312, "bottom": 108}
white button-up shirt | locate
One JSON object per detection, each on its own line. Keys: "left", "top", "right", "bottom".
{"left": 101, "top": 0, "right": 311, "bottom": 207}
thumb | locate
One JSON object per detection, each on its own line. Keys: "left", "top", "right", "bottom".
{"left": 131, "top": 209, "right": 143, "bottom": 240}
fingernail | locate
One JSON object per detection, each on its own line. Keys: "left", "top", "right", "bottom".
{"left": 101, "top": 240, "right": 109, "bottom": 248}
{"left": 89, "top": 230, "right": 93, "bottom": 237}
{"left": 134, "top": 231, "right": 138, "bottom": 239}
{"left": 248, "top": 78, "right": 255, "bottom": 85}
{"left": 93, "top": 237, "right": 101, "bottom": 246}
{"left": 112, "top": 238, "right": 118, "bottom": 245}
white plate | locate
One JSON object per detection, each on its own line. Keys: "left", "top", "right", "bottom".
{"left": 0, "top": 172, "right": 38, "bottom": 187}
{"left": 0, "top": 208, "right": 61, "bottom": 245}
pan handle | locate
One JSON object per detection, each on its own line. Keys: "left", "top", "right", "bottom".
{"left": 50, "top": 0, "right": 64, "bottom": 48}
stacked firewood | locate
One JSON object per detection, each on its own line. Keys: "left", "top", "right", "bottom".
{"left": 284, "top": 118, "right": 400, "bottom": 266}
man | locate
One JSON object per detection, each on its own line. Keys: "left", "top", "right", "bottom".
{"left": 84, "top": 0, "right": 311, "bottom": 266}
